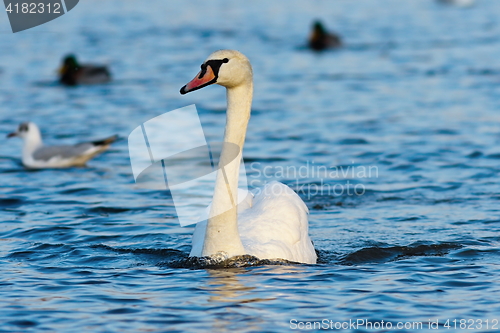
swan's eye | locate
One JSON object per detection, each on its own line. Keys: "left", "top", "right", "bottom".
{"left": 202, "top": 59, "right": 229, "bottom": 79}
{"left": 19, "top": 123, "right": 28, "bottom": 132}
{"left": 198, "top": 63, "right": 208, "bottom": 79}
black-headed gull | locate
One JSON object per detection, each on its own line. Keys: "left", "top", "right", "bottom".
{"left": 7, "top": 122, "right": 117, "bottom": 168}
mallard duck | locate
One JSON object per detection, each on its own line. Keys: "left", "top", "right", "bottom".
{"left": 59, "top": 54, "right": 111, "bottom": 86}
{"left": 308, "top": 20, "right": 342, "bottom": 51}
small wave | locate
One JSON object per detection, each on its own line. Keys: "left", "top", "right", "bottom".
{"left": 91, "top": 244, "right": 186, "bottom": 258}
{"left": 467, "top": 68, "right": 500, "bottom": 76}
{"left": 243, "top": 157, "right": 288, "bottom": 163}
{"left": 486, "top": 153, "right": 500, "bottom": 159}
{"left": 340, "top": 242, "right": 462, "bottom": 265}
{"left": 59, "top": 187, "right": 96, "bottom": 195}
{"left": 0, "top": 197, "right": 26, "bottom": 209}
{"left": 7, "top": 320, "right": 38, "bottom": 328}
{"left": 467, "top": 151, "right": 483, "bottom": 158}
{"left": 167, "top": 254, "right": 297, "bottom": 269}
{"left": 95, "top": 245, "right": 303, "bottom": 269}
{"left": 338, "top": 138, "right": 369, "bottom": 145}
{"left": 86, "top": 206, "right": 135, "bottom": 214}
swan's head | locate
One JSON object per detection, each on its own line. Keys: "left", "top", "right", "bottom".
{"left": 180, "top": 50, "right": 252, "bottom": 94}
{"left": 7, "top": 122, "right": 39, "bottom": 140}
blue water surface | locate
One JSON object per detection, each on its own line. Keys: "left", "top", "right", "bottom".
{"left": 1, "top": 0, "right": 500, "bottom": 332}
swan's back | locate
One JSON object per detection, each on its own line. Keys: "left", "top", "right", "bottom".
{"left": 190, "top": 182, "right": 316, "bottom": 264}
{"left": 238, "top": 181, "right": 317, "bottom": 264}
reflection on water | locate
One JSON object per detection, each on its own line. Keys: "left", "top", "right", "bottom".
{"left": 204, "top": 267, "right": 314, "bottom": 332}
{"left": 206, "top": 269, "right": 264, "bottom": 332}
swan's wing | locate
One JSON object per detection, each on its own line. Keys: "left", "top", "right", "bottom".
{"left": 189, "top": 188, "right": 253, "bottom": 257}
{"left": 236, "top": 188, "right": 253, "bottom": 214}
{"left": 238, "top": 181, "right": 316, "bottom": 264}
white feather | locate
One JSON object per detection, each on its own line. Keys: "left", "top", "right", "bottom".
{"left": 190, "top": 182, "right": 316, "bottom": 264}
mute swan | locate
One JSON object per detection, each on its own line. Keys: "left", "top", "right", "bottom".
{"left": 59, "top": 54, "right": 111, "bottom": 86}
{"left": 7, "top": 122, "right": 117, "bottom": 168}
{"left": 180, "top": 50, "right": 317, "bottom": 264}
{"left": 309, "top": 20, "right": 342, "bottom": 51}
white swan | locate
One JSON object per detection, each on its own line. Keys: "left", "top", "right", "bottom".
{"left": 180, "top": 50, "right": 317, "bottom": 264}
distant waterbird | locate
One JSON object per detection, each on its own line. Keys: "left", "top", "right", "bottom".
{"left": 7, "top": 122, "right": 117, "bottom": 168}
{"left": 436, "top": 0, "right": 475, "bottom": 7}
{"left": 59, "top": 54, "right": 111, "bottom": 86}
{"left": 308, "top": 20, "right": 342, "bottom": 51}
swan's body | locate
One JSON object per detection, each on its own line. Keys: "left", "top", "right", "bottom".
{"left": 7, "top": 122, "right": 117, "bottom": 169}
{"left": 190, "top": 182, "right": 315, "bottom": 263}
{"left": 180, "top": 50, "right": 316, "bottom": 264}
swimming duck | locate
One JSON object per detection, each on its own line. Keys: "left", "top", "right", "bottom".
{"left": 308, "top": 20, "right": 342, "bottom": 51}
{"left": 59, "top": 54, "right": 111, "bottom": 86}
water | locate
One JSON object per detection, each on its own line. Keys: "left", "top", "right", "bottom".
{"left": 1, "top": 0, "right": 500, "bottom": 331}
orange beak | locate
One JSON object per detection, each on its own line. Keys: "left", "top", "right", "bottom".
{"left": 180, "top": 65, "right": 217, "bottom": 94}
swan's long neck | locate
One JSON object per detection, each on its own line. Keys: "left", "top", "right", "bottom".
{"left": 202, "top": 81, "right": 253, "bottom": 257}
